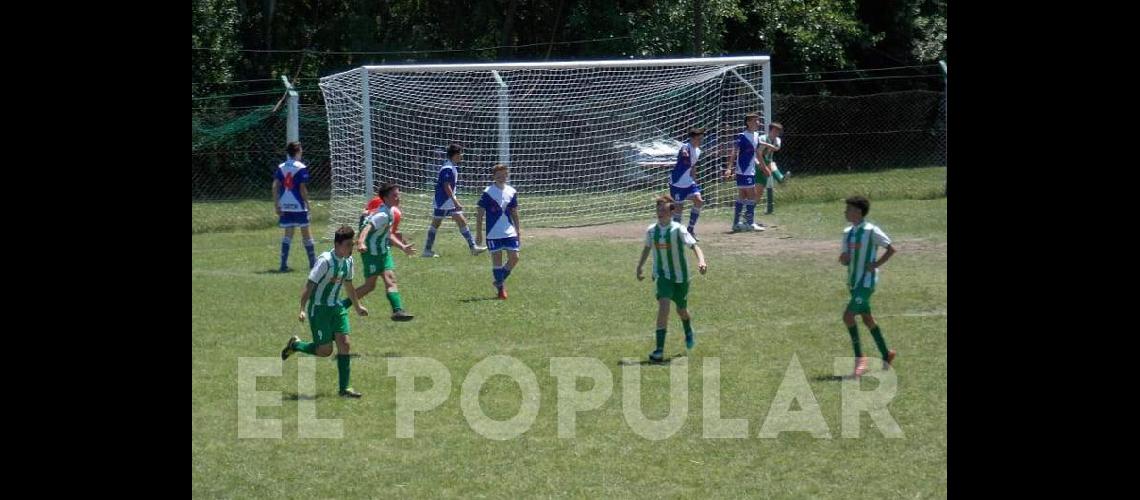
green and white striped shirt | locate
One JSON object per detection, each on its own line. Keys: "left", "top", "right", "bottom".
{"left": 843, "top": 221, "right": 891, "bottom": 290}
{"left": 645, "top": 221, "right": 698, "bottom": 284}
{"left": 758, "top": 134, "right": 781, "bottom": 164}
{"left": 307, "top": 250, "right": 355, "bottom": 307}
{"left": 363, "top": 205, "right": 393, "bottom": 256}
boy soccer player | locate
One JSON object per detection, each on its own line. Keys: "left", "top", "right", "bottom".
{"left": 359, "top": 191, "right": 405, "bottom": 244}
{"left": 475, "top": 164, "right": 521, "bottom": 300}
{"left": 422, "top": 143, "right": 488, "bottom": 257}
{"left": 757, "top": 122, "right": 790, "bottom": 214}
{"left": 669, "top": 128, "right": 706, "bottom": 240}
{"left": 723, "top": 113, "right": 766, "bottom": 232}
{"left": 636, "top": 195, "right": 708, "bottom": 362}
{"left": 359, "top": 192, "right": 382, "bottom": 229}
{"left": 273, "top": 141, "right": 317, "bottom": 271}
{"left": 354, "top": 183, "right": 417, "bottom": 321}
{"left": 280, "top": 226, "right": 369, "bottom": 398}
{"left": 839, "top": 196, "right": 898, "bottom": 378}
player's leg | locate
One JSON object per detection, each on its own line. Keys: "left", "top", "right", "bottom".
{"left": 845, "top": 292, "right": 871, "bottom": 376}
{"left": 382, "top": 256, "right": 413, "bottom": 321}
{"left": 675, "top": 282, "right": 695, "bottom": 350}
{"left": 452, "top": 212, "right": 485, "bottom": 254}
{"left": 356, "top": 275, "right": 380, "bottom": 300}
{"left": 670, "top": 188, "right": 684, "bottom": 224}
{"left": 743, "top": 186, "right": 761, "bottom": 230}
{"left": 280, "top": 226, "right": 296, "bottom": 271}
{"left": 861, "top": 305, "right": 895, "bottom": 368}
{"left": 287, "top": 304, "right": 336, "bottom": 359}
{"left": 334, "top": 331, "right": 361, "bottom": 398}
{"left": 770, "top": 161, "right": 788, "bottom": 182}
{"left": 651, "top": 280, "right": 673, "bottom": 362}
{"left": 687, "top": 192, "right": 704, "bottom": 238}
{"left": 733, "top": 186, "right": 747, "bottom": 231}
{"left": 423, "top": 214, "right": 444, "bottom": 257}
{"left": 491, "top": 248, "right": 506, "bottom": 297}
{"left": 502, "top": 248, "right": 520, "bottom": 299}
{"left": 299, "top": 225, "right": 317, "bottom": 269}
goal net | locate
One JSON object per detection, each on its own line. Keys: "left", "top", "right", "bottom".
{"left": 318, "top": 56, "right": 771, "bottom": 233}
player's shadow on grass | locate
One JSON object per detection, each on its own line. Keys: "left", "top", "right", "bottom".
{"left": 356, "top": 351, "right": 402, "bottom": 358}
{"left": 618, "top": 353, "right": 688, "bottom": 366}
{"left": 283, "top": 393, "right": 318, "bottom": 401}
{"left": 813, "top": 374, "right": 853, "bottom": 382}
{"left": 255, "top": 268, "right": 296, "bottom": 275}
{"left": 459, "top": 297, "right": 500, "bottom": 303}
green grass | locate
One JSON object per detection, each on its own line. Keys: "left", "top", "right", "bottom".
{"left": 192, "top": 167, "right": 945, "bottom": 234}
{"left": 193, "top": 193, "right": 946, "bottom": 497}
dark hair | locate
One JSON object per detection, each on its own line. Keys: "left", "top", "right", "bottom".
{"left": 744, "top": 113, "right": 760, "bottom": 126}
{"left": 286, "top": 141, "right": 302, "bottom": 157}
{"left": 845, "top": 196, "right": 871, "bottom": 217}
{"left": 378, "top": 182, "right": 398, "bottom": 199}
{"left": 447, "top": 143, "right": 463, "bottom": 158}
{"left": 334, "top": 225, "right": 355, "bottom": 244}
{"left": 688, "top": 127, "right": 705, "bottom": 138}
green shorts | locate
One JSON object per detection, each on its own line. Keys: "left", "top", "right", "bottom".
{"left": 656, "top": 279, "right": 690, "bottom": 309}
{"left": 362, "top": 251, "right": 394, "bottom": 278}
{"left": 846, "top": 287, "right": 874, "bottom": 315}
{"left": 308, "top": 304, "right": 350, "bottom": 345}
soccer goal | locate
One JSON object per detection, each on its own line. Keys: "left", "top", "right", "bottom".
{"left": 318, "top": 56, "right": 771, "bottom": 232}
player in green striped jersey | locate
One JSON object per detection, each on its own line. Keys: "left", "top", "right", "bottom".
{"left": 840, "top": 196, "right": 898, "bottom": 378}
{"left": 637, "top": 195, "right": 708, "bottom": 362}
{"left": 280, "top": 225, "right": 370, "bottom": 398}
{"left": 353, "top": 183, "right": 417, "bottom": 321}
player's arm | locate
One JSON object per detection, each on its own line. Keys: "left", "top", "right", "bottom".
{"left": 443, "top": 181, "right": 463, "bottom": 211}
{"left": 509, "top": 206, "right": 521, "bottom": 240}
{"left": 680, "top": 146, "right": 697, "bottom": 180}
{"left": 341, "top": 279, "right": 369, "bottom": 316}
{"left": 299, "top": 183, "right": 310, "bottom": 207}
{"left": 272, "top": 179, "right": 282, "bottom": 216}
{"left": 869, "top": 228, "right": 895, "bottom": 270}
{"left": 758, "top": 139, "right": 780, "bottom": 152}
{"left": 636, "top": 245, "right": 651, "bottom": 280}
{"left": 357, "top": 223, "right": 372, "bottom": 253}
{"left": 839, "top": 235, "right": 851, "bottom": 265}
{"left": 691, "top": 244, "right": 708, "bottom": 274}
{"left": 871, "top": 244, "right": 896, "bottom": 270}
{"left": 298, "top": 280, "right": 315, "bottom": 322}
{"left": 724, "top": 143, "right": 737, "bottom": 179}
{"left": 389, "top": 231, "right": 416, "bottom": 256}
{"left": 475, "top": 207, "right": 485, "bottom": 246}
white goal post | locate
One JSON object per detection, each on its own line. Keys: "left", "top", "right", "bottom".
{"left": 318, "top": 56, "right": 771, "bottom": 233}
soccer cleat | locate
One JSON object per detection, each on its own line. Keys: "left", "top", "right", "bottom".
{"left": 649, "top": 350, "right": 665, "bottom": 363}
{"left": 853, "top": 357, "right": 869, "bottom": 378}
{"left": 278, "top": 266, "right": 294, "bottom": 273}
{"left": 750, "top": 223, "right": 767, "bottom": 232}
{"left": 497, "top": 285, "right": 508, "bottom": 300}
{"left": 731, "top": 224, "right": 743, "bottom": 233}
{"left": 339, "top": 388, "right": 363, "bottom": 398}
{"left": 421, "top": 250, "right": 440, "bottom": 258}
{"left": 391, "top": 310, "right": 415, "bottom": 322}
{"left": 471, "top": 245, "right": 488, "bottom": 256}
{"left": 783, "top": 170, "right": 792, "bottom": 181}
{"left": 280, "top": 335, "right": 299, "bottom": 360}
{"left": 883, "top": 350, "right": 897, "bottom": 370}
{"left": 684, "top": 331, "right": 695, "bottom": 351}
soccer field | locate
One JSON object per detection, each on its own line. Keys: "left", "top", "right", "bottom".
{"left": 192, "top": 182, "right": 946, "bottom": 497}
